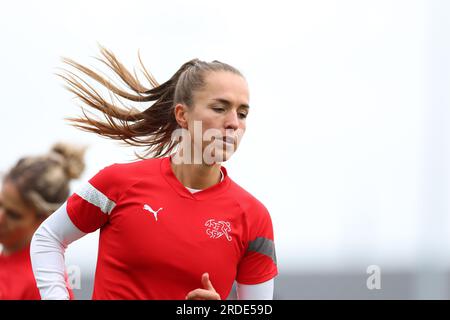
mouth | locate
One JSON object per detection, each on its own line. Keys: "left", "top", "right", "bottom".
{"left": 222, "top": 136, "right": 235, "bottom": 145}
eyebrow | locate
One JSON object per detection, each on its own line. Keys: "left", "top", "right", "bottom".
{"left": 211, "top": 98, "right": 250, "bottom": 109}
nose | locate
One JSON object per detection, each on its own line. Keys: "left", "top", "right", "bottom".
{"left": 224, "top": 110, "right": 240, "bottom": 131}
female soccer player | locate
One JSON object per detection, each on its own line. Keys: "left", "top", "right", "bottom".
{"left": 0, "top": 143, "right": 84, "bottom": 299}
{"left": 30, "top": 48, "right": 278, "bottom": 300}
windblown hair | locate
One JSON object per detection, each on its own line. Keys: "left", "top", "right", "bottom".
{"left": 4, "top": 143, "right": 86, "bottom": 217}
{"left": 58, "top": 47, "right": 243, "bottom": 158}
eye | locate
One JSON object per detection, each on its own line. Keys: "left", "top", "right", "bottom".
{"left": 5, "top": 208, "right": 23, "bottom": 221}
{"left": 238, "top": 112, "right": 248, "bottom": 119}
{"left": 212, "top": 106, "right": 225, "bottom": 113}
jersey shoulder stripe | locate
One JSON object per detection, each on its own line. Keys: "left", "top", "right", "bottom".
{"left": 248, "top": 237, "right": 277, "bottom": 265}
{"left": 74, "top": 182, "right": 116, "bottom": 215}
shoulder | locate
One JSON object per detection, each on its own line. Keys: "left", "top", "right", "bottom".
{"left": 83, "top": 157, "right": 163, "bottom": 201}
{"left": 20, "top": 277, "right": 41, "bottom": 300}
{"left": 91, "top": 157, "right": 162, "bottom": 184}
{"left": 228, "top": 180, "right": 271, "bottom": 220}
{"left": 228, "top": 180, "right": 275, "bottom": 244}
{"left": 102, "top": 157, "right": 162, "bottom": 175}
{"left": 10, "top": 257, "right": 41, "bottom": 299}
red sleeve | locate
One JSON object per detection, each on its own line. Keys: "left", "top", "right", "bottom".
{"left": 236, "top": 201, "right": 278, "bottom": 285}
{"left": 66, "top": 164, "right": 124, "bottom": 233}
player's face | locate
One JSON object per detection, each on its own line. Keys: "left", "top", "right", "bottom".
{"left": 187, "top": 71, "right": 249, "bottom": 163}
{"left": 0, "top": 181, "right": 42, "bottom": 253}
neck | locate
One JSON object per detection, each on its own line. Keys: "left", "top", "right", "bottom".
{"left": 170, "top": 152, "right": 222, "bottom": 190}
{"left": 0, "top": 239, "right": 30, "bottom": 256}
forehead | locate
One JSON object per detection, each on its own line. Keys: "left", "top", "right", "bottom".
{"left": 194, "top": 71, "right": 249, "bottom": 105}
{"left": 1, "top": 181, "right": 31, "bottom": 214}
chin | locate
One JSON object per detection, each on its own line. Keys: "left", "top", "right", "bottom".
{"left": 214, "top": 147, "right": 238, "bottom": 163}
{"left": 202, "top": 140, "right": 239, "bottom": 164}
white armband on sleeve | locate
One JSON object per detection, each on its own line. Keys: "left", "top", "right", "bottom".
{"left": 236, "top": 278, "right": 274, "bottom": 300}
{"left": 30, "top": 202, "right": 86, "bottom": 300}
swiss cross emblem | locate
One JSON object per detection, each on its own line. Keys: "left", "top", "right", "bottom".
{"left": 205, "top": 219, "right": 232, "bottom": 241}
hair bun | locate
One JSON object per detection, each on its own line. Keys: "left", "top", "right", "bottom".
{"left": 50, "top": 142, "right": 87, "bottom": 179}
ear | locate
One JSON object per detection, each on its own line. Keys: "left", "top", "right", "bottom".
{"left": 174, "top": 103, "right": 189, "bottom": 129}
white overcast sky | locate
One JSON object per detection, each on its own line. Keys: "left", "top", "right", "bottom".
{"left": 0, "top": 0, "right": 449, "bottom": 275}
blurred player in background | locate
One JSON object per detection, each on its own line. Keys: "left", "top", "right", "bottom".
{"left": 31, "top": 48, "right": 278, "bottom": 300}
{"left": 0, "top": 143, "right": 85, "bottom": 299}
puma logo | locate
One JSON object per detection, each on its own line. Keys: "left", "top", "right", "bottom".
{"left": 143, "top": 204, "right": 163, "bottom": 221}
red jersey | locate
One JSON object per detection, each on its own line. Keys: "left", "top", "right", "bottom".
{"left": 0, "top": 245, "right": 74, "bottom": 300}
{"left": 66, "top": 155, "right": 277, "bottom": 300}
